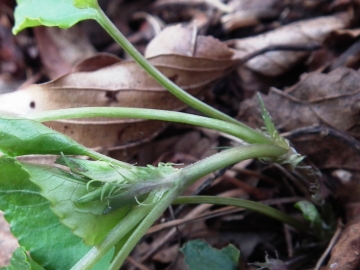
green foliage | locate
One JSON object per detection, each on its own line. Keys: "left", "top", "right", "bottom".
{"left": 73, "top": 0, "right": 98, "bottom": 9}
{"left": 295, "top": 200, "right": 322, "bottom": 227}
{"left": 3, "top": 1, "right": 313, "bottom": 269}
{"left": 0, "top": 156, "right": 113, "bottom": 269}
{"left": 13, "top": 0, "right": 99, "bottom": 34}
{"left": 22, "top": 161, "right": 132, "bottom": 246}
{"left": 295, "top": 200, "right": 330, "bottom": 239}
{"left": 0, "top": 247, "right": 44, "bottom": 270}
{"left": 257, "top": 94, "right": 304, "bottom": 169}
{"left": 180, "top": 239, "right": 240, "bottom": 270}
{"left": 0, "top": 112, "right": 87, "bottom": 156}
{"left": 56, "top": 155, "right": 179, "bottom": 213}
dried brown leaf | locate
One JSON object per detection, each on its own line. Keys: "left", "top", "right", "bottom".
{"left": 327, "top": 218, "right": 360, "bottom": 270}
{"left": 145, "top": 24, "right": 234, "bottom": 59}
{"left": 221, "top": 0, "right": 283, "bottom": 32}
{"left": 228, "top": 13, "right": 350, "bottom": 76}
{"left": 327, "top": 181, "right": 360, "bottom": 270}
{"left": 238, "top": 67, "right": 360, "bottom": 137}
{"left": 34, "top": 26, "right": 96, "bottom": 79}
{"left": 0, "top": 26, "right": 235, "bottom": 149}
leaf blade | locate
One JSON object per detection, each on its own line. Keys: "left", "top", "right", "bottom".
{"left": 13, "top": 0, "right": 99, "bottom": 35}
{"left": 180, "top": 239, "right": 240, "bottom": 270}
{"left": 0, "top": 156, "right": 112, "bottom": 270}
{"left": 0, "top": 112, "right": 87, "bottom": 156}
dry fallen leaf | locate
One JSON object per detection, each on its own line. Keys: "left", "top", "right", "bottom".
{"left": 327, "top": 182, "right": 360, "bottom": 270}
{"left": 221, "top": 0, "right": 283, "bottom": 32}
{"left": 34, "top": 26, "right": 96, "bottom": 79}
{"left": 0, "top": 24, "right": 236, "bottom": 149}
{"left": 228, "top": 13, "right": 350, "bottom": 76}
{"left": 238, "top": 67, "right": 360, "bottom": 137}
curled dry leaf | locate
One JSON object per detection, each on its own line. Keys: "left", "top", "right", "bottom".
{"left": 238, "top": 67, "right": 360, "bottom": 181}
{"left": 238, "top": 67, "right": 360, "bottom": 137}
{"left": 221, "top": 0, "right": 283, "bottom": 32}
{"left": 0, "top": 24, "right": 235, "bottom": 149}
{"left": 228, "top": 13, "right": 350, "bottom": 76}
{"left": 34, "top": 26, "right": 96, "bottom": 79}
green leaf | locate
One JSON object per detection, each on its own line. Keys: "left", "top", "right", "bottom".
{"left": 180, "top": 239, "right": 240, "bottom": 270}
{"left": 0, "top": 156, "right": 112, "bottom": 269}
{"left": 295, "top": 200, "right": 322, "bottom": 227}
{"left": 0, "top": 247, "right": 44, "bottom": 270}
{"left": 257, "top": 93, "right": 288, "bottom": 149}
{"left": 0, "top": 112, "right": 87, "bottom": 156}
{"left": 56, "top": 156, "right": 178, "bottom": 213}
{"left": 22, "top": 161, "right": 132, "bottom": 246}
{"left": 13, "top": 0, "right": 99, "bottom": 35}
{"left": 74, "top": 0, "right": 98, "bottom": 9}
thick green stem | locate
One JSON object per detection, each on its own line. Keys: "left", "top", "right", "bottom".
{"left": 109, "top": 188, "right": 183, "bottom": 269}
{"left": 103, "top": 144, "right": 288, "bottom": 268}
{"left": 70, "top": 197, "right": 154, "bottom": 270}
{"left": 173, "top": 196, "right": 308, "bottom": 233}
{"left": 94, "top": 7, "right": 239, "bottom": 125}
{"left": 84, "top": 148, "right": 133, "bottom": 169}
{"left": 178, "top": 144, "right": 288, "bottom": 188}
{"left": 28, "top": 107, "right": 274, "bottom": 145}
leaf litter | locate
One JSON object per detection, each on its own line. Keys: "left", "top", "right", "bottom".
{"left": 2, "top": 0, "right": 360, "bottom": 269}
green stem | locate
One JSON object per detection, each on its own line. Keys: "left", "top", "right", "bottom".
{"left": 84, "top": 148, "right": 133, "bottom": 169}
{"left": 178, "top": 144, "right": 288, "bottom": 188}
{"left": 106, "top": 144, "right": 288, "bottom": 268}
{"left": 173, "top": 196, "right": 308, "bottom": 233}
{"left": 109, "top": 187, "right": 183, "bottom": 269}
{"left": 28, "top": 107, "right": 274, "bottom": 145}
{"left": 94, "top": 7, "right": 239, "bottom": 125}
{"left": 70, "top": 197, "right": 154, "bottom": 270}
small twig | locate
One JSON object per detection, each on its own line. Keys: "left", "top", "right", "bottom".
{"left": 283, "top": 125, "right": 360, "bottom": 156}
{"left": 314, "top": 219, "right": 343, "bottom": 270}
{"left": 141, "top": 189, "right": 244, "bottom": 262}
{"left": 174, "top": 165, "right": 232, "bottom": 217}
{"left": 239, "top": 43, "right": 322, "bottom": 63}
{"left": 126, "top": 256, "right": 150, "bottom": 270}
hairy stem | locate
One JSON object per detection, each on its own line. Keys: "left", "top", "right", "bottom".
{"left": 28, "top": 107, "right": 274, "bottom": 145}
{"left": 106, "top": 144, "right": 288, "bottom": 268}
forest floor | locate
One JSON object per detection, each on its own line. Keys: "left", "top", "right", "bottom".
{"left": 1, "top": 0, "right": 360, "bottom": 269}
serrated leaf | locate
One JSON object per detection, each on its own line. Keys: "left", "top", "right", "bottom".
{"left": 180, "top": 239, "right": 240, "bottom": 270}
{"left": 257, "top": 93, "right": 288, "bottom": 149}
{"left": 0, "top": 156, "right": 112, "bottom": 270}
{"left": 13, "top": 0, "right": 99, "bottom": 34}
{"left": 0, "top": 247, "right": 44, "bottom": 270}
{"left": 21, "top": 161, "right": 132, "bottom": 246}
{"left": 0, "top": 112, "right": 87, "bottom": 156}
